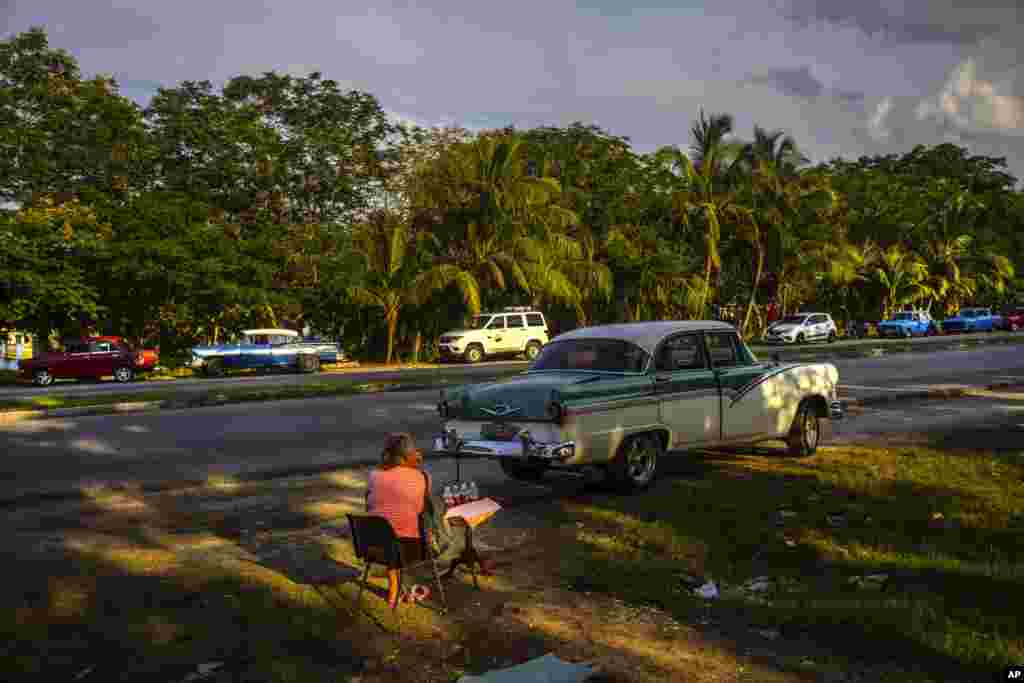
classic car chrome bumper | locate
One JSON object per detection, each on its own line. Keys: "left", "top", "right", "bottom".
{"left": 432, "top": 429, "right": 575, "bottom": 461}
{"left": 829, "top": 400, "right": 844, "bottom": 420}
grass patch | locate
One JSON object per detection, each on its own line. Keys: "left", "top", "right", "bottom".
{"left": 554, "top": 444, "right": 1024, "bottom": 682}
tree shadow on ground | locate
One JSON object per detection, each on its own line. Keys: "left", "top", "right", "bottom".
{"left": 551, "top": 442, "right": 1023, "bottom": 682}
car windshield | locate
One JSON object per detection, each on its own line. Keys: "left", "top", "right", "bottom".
{"left": 469, "top": 316, "right": 493, "bottom": 329}
{"left": 894, "top": 313, "right": 914, "bottom": 320}
{"left": 530, "top": 339, "right": 649, "bottom": 373}
{"left": 776, "top": 316, "right": 807, "bottom": 325}
{"left": 959, "top": 309, "right": 978, "bottom": 318}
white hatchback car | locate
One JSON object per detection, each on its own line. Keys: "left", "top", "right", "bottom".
{"left": 763, "top": 312, "right": 838, "bottom": 345}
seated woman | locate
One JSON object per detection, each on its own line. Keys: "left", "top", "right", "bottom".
{"left": 366, "top": 432, "right": 433, "bottom": 608}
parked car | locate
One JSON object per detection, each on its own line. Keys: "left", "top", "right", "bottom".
{"left": 762, "top": 312, "right": 837, "bottom": 345}
{"left": 432, "top": 320, "right": 843, "bottom": 491}
{"left": 189, "top": 328, "right": 342, "bottom": 377}
{"left": 999, "top": 306, "right": 1024, "bottom": 332}
{"left": 18, "top": 336, "right": 159, "bottom": 386}
{"left": 437, "top": 307, "right": 550, "bottom": 363}
{"left": 940, "top": 307, "right": 1002, "bottom": 334}
{"left": 876, "top": 310, "right": 937, "bottom": 338}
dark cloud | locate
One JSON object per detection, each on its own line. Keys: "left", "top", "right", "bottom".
{"left": 747, "top": 66, "right": 824, "bottom": 98}
{"left": 783, "top": 0, "right": 1018, "bottom": 46}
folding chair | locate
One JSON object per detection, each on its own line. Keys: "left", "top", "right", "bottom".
{"left": 347, "top": 514, "right": 448, "bottom": 618}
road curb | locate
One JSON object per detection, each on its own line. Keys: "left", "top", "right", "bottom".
{"left": 843, "top": 380, "right": 1023, "bottom": 408}
{"left": 844, "top": 386, "right": 969, "bottom": 407}
{"left": 0, "top": 376, "right": 520, "bottom": 425}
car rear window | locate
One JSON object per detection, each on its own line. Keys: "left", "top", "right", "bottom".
{"left": 531, "top": 339, "right": 649, "bottom": 373}
{"left": 526, "top": 313, "right": 544, "bottom": 327}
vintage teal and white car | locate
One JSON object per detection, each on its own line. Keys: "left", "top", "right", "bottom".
{"left": 433, "top": 321, "right": 843, "bottom": 491}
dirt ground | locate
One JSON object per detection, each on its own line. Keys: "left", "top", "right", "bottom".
{"left": 5, "top": 466, "right": 837, "bottom": 683}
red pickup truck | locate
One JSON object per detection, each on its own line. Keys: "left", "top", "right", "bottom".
{"left": 18, "top": 336, "right": 159, "bottom": 386}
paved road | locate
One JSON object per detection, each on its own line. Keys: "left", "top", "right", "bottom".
{"left": 3, "top": 333, "right": 1020, "bottom": 400}
{"left": 2, "top": 345, "right": 1022, "bottom": 505}
{"left": 0, "top": 360, "right": 530, "bottom": 400}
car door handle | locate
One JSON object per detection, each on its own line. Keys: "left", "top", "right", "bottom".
{"left": 655, "top": 375, "right": 671, "bottom": 383}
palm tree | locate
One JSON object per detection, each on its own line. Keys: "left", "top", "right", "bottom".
{"left": 689, "top": 109, "right": 745, "bottom": 181}
{"left": 919, "top": 235, "right": 974, "bottom": 315}
{"left": 563, "top": 227, "right": 614, "bottom": 325}
{"left": 607, "top": 225, "right": 702, "bottom": 321}
{"left": 816, "top": 239, "right": 879, "bottom": 322}
{"left": 873, "top": 243, "right": 931, "bottom": 320}
{"left": 517, "top": 235, "right": 583, "bottom": 315}
{"left": 412, "top": 134, "right": 578, "bottom": 309}
{"left": 349, "top": 211, "right": 480, "bottom": 364}
{"left": 742, "top": 126, "right": 808, "bottom": 177}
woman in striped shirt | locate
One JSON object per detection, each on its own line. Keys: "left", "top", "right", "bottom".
{"left": 366, "top": 433, "right": 431, "bottom": 609}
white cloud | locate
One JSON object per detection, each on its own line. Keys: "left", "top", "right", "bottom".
{"left": 867, "top": 97, "right": 893, "bottom": 140}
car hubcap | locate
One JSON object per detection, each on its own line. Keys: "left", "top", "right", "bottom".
{"left": 527, "top": 345, "right": 539, "bottom": 359}
{"left": 36, "top": 371, "right": 51, "bottom": 385}
{"left": 116, "top": 368, "right": 130, "bottom": 381}
{"left": 627, "top": 440, "right": 656, "bottom": 483}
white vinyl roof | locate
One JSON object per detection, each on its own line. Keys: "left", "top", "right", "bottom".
{"left": 242, "top": 328, "right": 299, "bottom": 337}
{"left": 551, "top": 320, "right": 735, "bottom": 355}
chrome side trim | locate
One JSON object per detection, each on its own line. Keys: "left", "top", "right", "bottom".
{"left": 727, "top": 366, "right": 802, "bottom": 406}
{"left": 565, "top": 393, "right": 661, "bottom": 417}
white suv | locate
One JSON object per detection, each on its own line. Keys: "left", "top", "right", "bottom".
{"left": 763, "top": 312, "right": 838, "bottom": 345}
{"left": 437, "top": 308, "right": 550, "bottom": 363}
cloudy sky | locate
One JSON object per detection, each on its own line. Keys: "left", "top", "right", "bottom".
{"left": 4, "top": 1, "right": 1023, "bottom": 181}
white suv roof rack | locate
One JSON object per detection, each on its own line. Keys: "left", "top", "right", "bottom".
{"left": 501, "top": 306, "right": 534, "bottom": 313}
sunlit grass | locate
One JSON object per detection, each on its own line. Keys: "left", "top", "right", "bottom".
{"left": 555, "top": 443, "right": 1024, "bottom": 680}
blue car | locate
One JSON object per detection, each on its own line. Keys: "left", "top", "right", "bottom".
{"left": 190, "top": 328, "right": 343, "bottom": 377}
{"left": 876, "top": 311, "right": 937, "bottom": 338}
{"left": 940, "top": 307, "right": 1002, "bottom": 334}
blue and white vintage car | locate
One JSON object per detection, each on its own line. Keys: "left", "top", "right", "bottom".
{"left": 190, "top": 329, "right": 343, "bottom": 377}
{"left": 876, "top": 310, "right": 937, "bottom": 338}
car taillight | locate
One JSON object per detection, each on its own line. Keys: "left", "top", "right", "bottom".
{"left": 135, "top": 352, "right": 144, "bottom": 365}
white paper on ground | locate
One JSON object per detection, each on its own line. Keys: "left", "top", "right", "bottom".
{"left": 456, "top": 653, "right": 597, "bottom": 683}
{"left": 445, "top": 497, "right": 502, "bottom": 521}
{"left": 694, "top": 580, "right": 719, "bottom": 599}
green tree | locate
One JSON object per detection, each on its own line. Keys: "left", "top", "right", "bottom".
{"left": 0, "top": 27, "right": 150, "bottom": 207}
{"left": 349, "top": 210, "right": 480, "bottom": 364}
{"left": 874, "top": 243, "right": 931, "bottom": 319}
{"left": 0, "top": 196, "right": 113, "bottom": 342}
